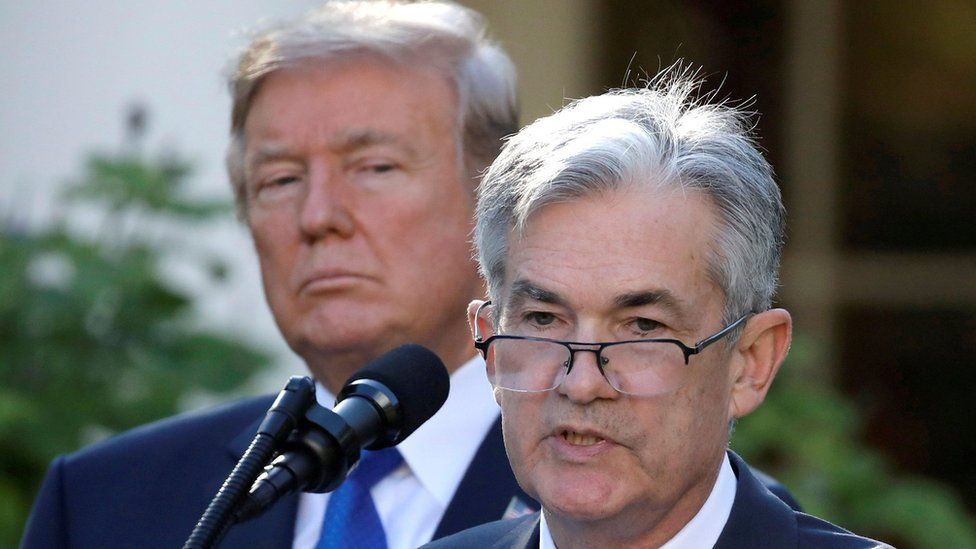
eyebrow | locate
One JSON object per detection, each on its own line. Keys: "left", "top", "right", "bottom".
{"left": 613, "top": 289, "right": 686, "bottom": 318}
{"left": 246, "top": 129, "right": 419, "bottom": 168}
{"left": 507, "top": 279, "right": 568, "bottom": 309}
{"left": 248, "top": 142, "right": 297, "bottom": 167}
{"left": 333, "top": 129, "right": 395, "bottom": 150}
{"left": 333, "top": 128, "right": 420, "bottom": 160}
{"left": 507, "top": 279, "right": 688, "bottom": 319}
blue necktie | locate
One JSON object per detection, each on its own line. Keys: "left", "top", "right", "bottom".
{"left": 316, "top": 447, "right": 404, "bottom": 549}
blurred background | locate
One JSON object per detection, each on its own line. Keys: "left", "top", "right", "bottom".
{"left": 2, "top": 1, "right": 974, "bottom": 547}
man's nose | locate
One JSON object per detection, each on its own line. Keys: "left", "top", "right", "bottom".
{"left": 298, "top": 165, "right": 355, "bottom": 239}
{"left": 556, "top": 349, "right": 619, "bottom": 403}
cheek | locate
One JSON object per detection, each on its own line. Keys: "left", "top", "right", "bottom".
{"left": 249, "top": 219, "right": 298, "bottom": 293}
{"left": 666, "top": 368, "right": 733, "bottom": 453}
{"left": 499, "top": 395, "right": 543, "bottom": 479}
{"left": 250, "top": 208, "right": 291, "bottom": 253}
{"left": 363, "top": 195, "right": 458, "bottom": 259}
{"left": 404, "top": 171, "right": 472, "bottom": 230}
{"left": 373, "top": 193, "right": 477, "bottom": 287}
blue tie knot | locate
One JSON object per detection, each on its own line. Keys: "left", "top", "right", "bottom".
{"left": 348, "top": 448, "right": 404, "bottom": 490}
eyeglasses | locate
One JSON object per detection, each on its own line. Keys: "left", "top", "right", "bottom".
{"left": 473, "top": 301, "right": 751, "bottom": 396}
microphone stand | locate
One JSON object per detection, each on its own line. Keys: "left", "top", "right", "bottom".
{"left": 183, "top": 345, "right": 427, "bottom": 548}
{"left": 182, "top": 376, "right": 316, "bottom": 549}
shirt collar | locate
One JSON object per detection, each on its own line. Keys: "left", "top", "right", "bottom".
{"left": 315, "top": 353, "right": 499, "bottom": 508}
{"left": 539, "top": 511, "right": 555, "bottom": 549}
{"left": 660, "top": 451, "right": 737, "bottom": 548}
{"left": 539, "top": 452, "right": 737, "bottom": 549}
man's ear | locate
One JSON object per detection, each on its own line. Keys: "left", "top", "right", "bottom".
{"left": 467, "top": 300, "right": 493, "bottom": 340}
{"left": 469, "top": 300, "right": 501, "bottom": 395}
{"left": 492, "top": 385, "right": 504, "bottom": 406}
{"left": 729, "top": 308, "right": 792, "bottom": 420}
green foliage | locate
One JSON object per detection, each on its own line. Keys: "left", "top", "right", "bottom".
{"left": 0, "top": 149, "right": 269, "bottom": 547}
{"left": 733, "top": 336, "right": 976, "bottom": 549}
{"left": 66, "top": 153, "right": 228, "bottom": 219}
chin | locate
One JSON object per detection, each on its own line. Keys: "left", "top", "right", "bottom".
{"left": 298, "top": 304, "right": 393, "bottom": 341}
{"left": 284, "top": 320, "right": 384, "bottom": 362}
{"left": 295, "top": 331, "right": 384, "bottom": 357}
{"left": 536, "top": 472, "right": 625, "bottom": 522}
{"left": 545, "top": 496, "right": 622, "bottom": 523}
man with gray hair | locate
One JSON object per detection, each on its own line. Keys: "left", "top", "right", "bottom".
{"left": 426, "top": 71, "right": 890, "bottom": 547}
{"left": 23, "top": 2, "right": 534, "bottom": 547}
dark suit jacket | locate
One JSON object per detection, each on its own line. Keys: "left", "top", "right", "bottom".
{"left": 422, "top": 452, "right": 892, "bottom": 549}
{"left": 21, "top": 395, "right": 535, "bottom": 548}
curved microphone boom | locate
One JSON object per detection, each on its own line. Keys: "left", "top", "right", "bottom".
{"left": 233, "top": 344, "right": 450, "bottom": 523}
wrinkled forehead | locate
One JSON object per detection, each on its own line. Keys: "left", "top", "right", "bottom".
{"left": 496, "top": 187, "right": 723, "bottom": 322}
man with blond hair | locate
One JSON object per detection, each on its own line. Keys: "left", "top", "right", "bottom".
{"left": 23, "top": 3, "right": 533, "bottom": 547}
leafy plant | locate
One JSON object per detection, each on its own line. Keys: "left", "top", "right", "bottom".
{"left": 0, "top": 126, "right": 269, "bottom": 546}
{"left": 733, "top": 335, "right": 976, "bottom": 548}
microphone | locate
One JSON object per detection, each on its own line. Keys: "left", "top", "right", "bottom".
{"left": 234, "top": 344, "right": 449, "bottom": 522}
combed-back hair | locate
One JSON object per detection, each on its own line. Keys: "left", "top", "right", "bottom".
{"left": 225, "top": 0, "right": 518, "bottom": 220}
{"left": 475, "top": 66, "right": 786, "bottom": 325}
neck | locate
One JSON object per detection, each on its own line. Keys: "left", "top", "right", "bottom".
{"left": 305, "top": 335, "right": 477, "bottom": 394}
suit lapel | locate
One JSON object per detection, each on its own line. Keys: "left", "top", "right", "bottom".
{"left": 714, "top": 451, "right": 797, "bottom": 548}
{"left": 496, "top": 513, "right": 540, "bottom": 549}
{"left": 524, "top": 517, "right": 541, "bottom": 549}
{"left": 227, "top": 413, "right": 265, "bottom": 458}
{"left": 433, "top": 416, "right": 539, "bottom": 540}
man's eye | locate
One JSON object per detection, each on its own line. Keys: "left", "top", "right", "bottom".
{"left": 270, "top": 176, "right": 298, "bottom": 186}
{"left": 250, "top": 174, "right": 301, "bottom": 202}
{"left": 358, "top": 162, "right": 398, "bottom": 175}
{"left": 632, "top": 317, "right": 661, "bottom": 334}
{"left": 525, "top": 311, "right": 556, "bottom": 326}
{"left": 256, "top": 175, "right": 298, "bottom": 190}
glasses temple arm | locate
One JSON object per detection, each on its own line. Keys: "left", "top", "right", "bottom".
{"left": 472, "top": 300, "right": 493, "bottom": 342}
{"left": 692, "top": 313, "right": 753, "bottom": 353}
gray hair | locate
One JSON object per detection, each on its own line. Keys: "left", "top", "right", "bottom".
{"left": 225, "top": 0, "right": 518, "bottom": 219}
{"left": 475, "top": 68, "right": 786, "bottom": 325}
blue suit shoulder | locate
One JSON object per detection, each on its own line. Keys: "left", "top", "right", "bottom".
{"left": 22, "top": 395, "right": 275, "bottom": 549}
{"left": 795, "top": 513, "right": 894, "bottom": 548}
{"left": 718, "top": 452, "right": 892, "bottom": 548}
{"left": 63, "top": 394, "right": 272, "bottom": 463}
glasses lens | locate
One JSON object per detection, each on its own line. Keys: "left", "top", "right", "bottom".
{"left": 488, "top": 338, "right": 568, "bottom": 392}
{"left": 600, "top": 341, "right": 688, "bottom": 395}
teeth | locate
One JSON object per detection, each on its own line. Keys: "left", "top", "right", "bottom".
{"left": 562, "top": 431, "right": 603, "bottom": 446}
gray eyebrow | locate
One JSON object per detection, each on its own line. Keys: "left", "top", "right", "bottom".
{"left": 506, "top": 279, "right": 567, "bottom": 309}
{"left": 613, "top": 289, "right": 683, "bottom": 313}
{"left": 504, "top": 279, "right": 689, "bottom": 324}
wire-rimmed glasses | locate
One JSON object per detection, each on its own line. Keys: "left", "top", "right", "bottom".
{"left": 473, "top": 301, "right": 751, "bottom": 396}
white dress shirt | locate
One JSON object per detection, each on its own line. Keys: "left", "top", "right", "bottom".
{"left": 292, "top": 355, "right": 500, "bottom": 549}
{"left": 539, "top": 452, "right": 737, "bottom": 549}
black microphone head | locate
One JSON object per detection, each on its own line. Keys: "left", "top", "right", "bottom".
{"left": 342, "top": 344, "right": 449, "bottom": 446}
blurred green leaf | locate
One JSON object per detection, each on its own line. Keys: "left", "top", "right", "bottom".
{"left": 1, "top": 144, "right": 268, "bottom": 547}
{"left": 65, "top": 153, "right": 229, "bottom": 219}
{"left": 733, "top": 335, "right": 976, "bottom": 548}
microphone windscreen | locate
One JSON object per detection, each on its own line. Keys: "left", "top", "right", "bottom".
{"left": 346, "top": 344, "right": 449, "bottom": 440}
